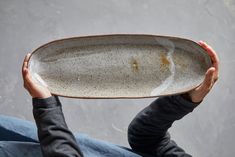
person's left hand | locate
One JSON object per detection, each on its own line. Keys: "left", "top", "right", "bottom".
{"left": 183, "top": 41, "right": 219, "bottom": 103}
{"left": 22, "top": 53, "right": 52, "bottom": 98}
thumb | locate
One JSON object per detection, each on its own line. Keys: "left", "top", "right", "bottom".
{"left": 187, "top": 67, "right": 216, "bottom": 103}
{"left": 201, "top": 67, "right": 215, "bottom": 91}
{"left": 23, "top": 68, "right": 36, "bottom": 87}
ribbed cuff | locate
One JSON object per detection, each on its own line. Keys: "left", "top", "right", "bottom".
{"left": 33, "top": 95, "right": 61, "bottom": 108}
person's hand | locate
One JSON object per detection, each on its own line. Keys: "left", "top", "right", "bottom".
{"left": 22, "top": 53, "right": 52, "bottom": 98}
{"left": 183, "top": 41, "right": 219, "bottom": 103}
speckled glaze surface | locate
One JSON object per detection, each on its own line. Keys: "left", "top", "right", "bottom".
{"left": 28, "top": 34, "right": 212, "bottom": 99}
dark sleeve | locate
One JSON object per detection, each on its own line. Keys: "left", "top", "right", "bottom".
{"left": 32, "top": 95, "right": 83, "bottom": 157}
{"left": 128, "top": 94, "right": 200, "bottom": 157}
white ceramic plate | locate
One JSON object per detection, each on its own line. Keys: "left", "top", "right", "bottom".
{"left": 28, "top": 34, "right": 211, "bottom": 99}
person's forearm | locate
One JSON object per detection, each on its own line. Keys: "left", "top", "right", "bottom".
{"left": 32, "top": 96, "right": 83, "bottom": 157}
{"left": 128, "top": 94, "right": 200, "bottom": 153}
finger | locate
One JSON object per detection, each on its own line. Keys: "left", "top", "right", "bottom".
{"left": 199, "top": 42, "right": 219, "bottom": 66}
{"left": 198, "top": 41, "right": 219, "bottom": 72}
{"left": 22, "top": 53, "right": 31, "bottom": 76}
{"left": 198, "top": 41, "right": 219, "bottom": 66}
{"left": 198, "top": 41, "right": 219, "bottom": 81}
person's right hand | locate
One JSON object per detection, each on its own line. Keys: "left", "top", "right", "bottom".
{"left": 22, "top": 53, "right": 52, "bottom": 98}
{"left": 183, "top": 41, "right": 219, "bottom": 103}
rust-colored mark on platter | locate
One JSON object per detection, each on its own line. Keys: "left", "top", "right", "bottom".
{"left": 130, "top": 58, "right": 139, "bottom": 72}
{"left": 159, "top": 53, "right": 170, "bottom": 72}
{"left": 160, "top": 54, "right": 170, "bottom": 66}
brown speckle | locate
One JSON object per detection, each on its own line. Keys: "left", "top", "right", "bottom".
{"left": 160, "top": 54, "right": 170, "bottom": 72}
{"left": 131, "top": 58, "right": 139, "bottom": 72}
{"left": 161, "top": 54, "right": 170, "bottom": 65}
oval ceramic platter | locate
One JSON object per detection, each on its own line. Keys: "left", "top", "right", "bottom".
{"left": 28, "top": 34, "right": 212, "bottom": 99}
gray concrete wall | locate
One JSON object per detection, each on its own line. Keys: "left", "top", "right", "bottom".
{"left": 0, "top": 0, "right": 235, "bottom": 156}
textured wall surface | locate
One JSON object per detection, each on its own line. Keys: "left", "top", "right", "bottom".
{"left": 0, "top": 0, "right": 235, "bottom": 156}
